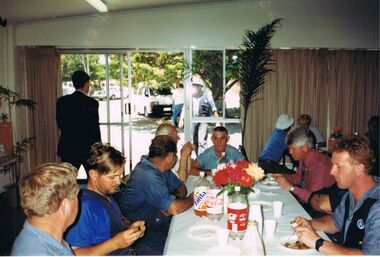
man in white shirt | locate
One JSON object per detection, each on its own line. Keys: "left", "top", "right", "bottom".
{"left": 171, "top": 80, "right": 185, "bottom": 127}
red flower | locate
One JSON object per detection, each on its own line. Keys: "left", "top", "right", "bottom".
{"left": 239, "top": 172, "right": 254, "bottom": 187}
{"left": 236, "top": 160, "right": 250, "bottom": 170}
{"left": 227, "top": 167, "right": 243, "bottom": 183}
{"left": 213, "top": 169, "right": 229, "bottom": 186}
{"left": 333, "top": 126, "right": 342, "bottom": 133}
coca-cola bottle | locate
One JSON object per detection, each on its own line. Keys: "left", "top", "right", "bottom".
{"left": 241, "top": 221, "right": 265, "bottom": 255}
{"left": 206, "top": 169, "right": 224, "bottom": 221}
{"left": 194, "top": 171, "right": 210, "bottom": 217}
{"left": 227, "top": 186, "right": 248, "bottom": 240}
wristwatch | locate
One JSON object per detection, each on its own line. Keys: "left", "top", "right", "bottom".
{"left": 315, "top": 238, "right": 324, "bottom": 252}
{"left": 289, "top": 186, "right": 295, "bottom": 192}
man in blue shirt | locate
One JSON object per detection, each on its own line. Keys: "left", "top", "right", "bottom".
{"left": 12, "top": 163, "right": 79, "bottom": 256}
{"left": 118, "top": 135, "right": 194, "bottom": 255}
{"left": 65, "top": 143, "right": 145, "bottom": 256}
{"left": 190, "top": 126, "right": 246, "bottom": 175}
{"left": 293, "top": 135, "right": 380, "bottom": 255}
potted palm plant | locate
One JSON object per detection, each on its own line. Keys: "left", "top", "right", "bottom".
{"left": 238, "top": 18, "right": 282, "bottom": 160}
{"left": 0, "top": 85, "right": 36, "bottom": 206}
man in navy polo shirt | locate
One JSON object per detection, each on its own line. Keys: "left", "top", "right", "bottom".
{"left": 118, "top": 135, "right": 194, "bottom": 255}
{"left": 65, "top": 143, "right": 145, "bottom": 255}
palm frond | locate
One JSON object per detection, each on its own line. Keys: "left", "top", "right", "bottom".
{"left": 239, "top": 18, "right": 282, "bottom": 145}
{"left": 14, "top": 99, "right": 37, "bottom": 110}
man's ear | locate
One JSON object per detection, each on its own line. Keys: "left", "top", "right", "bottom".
{"left": 60, "top": 198, "right": 69, "bottom": 216}
{"left": 355, "top": 163, "right": 366, "bottom": 176}
{"left": 88, "top": 169, "right": 98, "bottom": 180}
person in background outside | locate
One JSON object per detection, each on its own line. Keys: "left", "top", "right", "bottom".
{"left": 297, "top": 114, "right": 325, "bottom": 148}
{"left": 178, "top": 75, "right": 219, "bottom": 156}
{"left": 293, "top": 135, "right": 380, "bottom": 255}
{"left": 11, "top": 163, "right": 79, "bottom": 256}
{"left": 65, "top": 143, "right": 145, "bottom": 256}
{"left": 118, "top": 136, "right": 194, "bottom": 255}
{"left": 258, "top": 114, "right": 295, "bottom": 174}
{"left": 365, "top": 115, "right": 379, "bottom": 177}
{"left": 272, "top": 127, "right": 335, "bottom": 205}
{"left": 155, "top": 122, "right": 195, "bottom": 182}
{"left": 56, "top": 70, "right": 101, "bottom": 168}
{"left": 171, "top": 80, "right": 185, "bottom": 127}
{"left": 190, "top": 126, "right": 245, "bottom": 176}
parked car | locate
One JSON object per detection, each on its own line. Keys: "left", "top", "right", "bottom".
{"left": 132, "top": 86, "right": 173, "bottom": 117}
{"left": 62, "top": 82, "right": 75, "bottom": 96}
{"left": 93, "top": 86, "right": 127, "bottom": 100}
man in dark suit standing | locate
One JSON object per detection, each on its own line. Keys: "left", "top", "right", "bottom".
{"left": 56, "top": 70, "right": 101, "bottom": 168}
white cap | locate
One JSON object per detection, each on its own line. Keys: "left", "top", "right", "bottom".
{"left": 199, "top": 171, "right": 205, "bottom": 177}
{"left": 192, "top": 76, "right": 205, "bottom": 87}
{"left": 275, "top": 114, "right": 294, "bottom": 130}
{"left": 234, "top": 186, "right": 241, "bottom": 192}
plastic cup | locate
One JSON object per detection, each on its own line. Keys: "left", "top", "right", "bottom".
{"left": 264, "top": 219, "right": 277, "bottom": 238}
{"left": 273, "top": 201, "right": 284, "bottom": 218}
{"left": 216, "top": 228, "right": 230, "bottom": 246}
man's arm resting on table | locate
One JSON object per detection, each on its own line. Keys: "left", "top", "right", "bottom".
{"left": 72, "top": 223, "right": 145, "bottom": 256}
{"left": 166, "top": 193, "right": 194, "bottom": 216}
{"left": 318, "top": 240, "right": 363, "bottom": 255}
{"left": 174, "top": 183, "right": 187, "bottom": 199}
{"left": 189, "top": 160, "right": 211, "bottom": 176}
{"left": 310, "top": 215, "right": 339, "bottom": 234}
{"left": 309, "top": 194, "right": 332, "bottom": 214}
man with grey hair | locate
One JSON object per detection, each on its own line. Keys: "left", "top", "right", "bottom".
{"left": 273, "top": 127, "right": 335, "bottom": 205}
{"left": 155, "top": 122, "right": 195, "bottom": 181}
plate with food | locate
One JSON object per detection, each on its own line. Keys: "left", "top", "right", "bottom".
{"left": 279, "top": 235, "right": 315, "bottom": 254}
{"left": 259, "top": 180, "right": 281, "bottom": 190}
{"left": 187, "top": 224, "right": 219, "bottom": 242}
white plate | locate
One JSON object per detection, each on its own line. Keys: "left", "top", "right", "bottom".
{"left": 279, "top": 235, "right": 316, "bottom": 254}
{"left": 206, "top": 245, "right": 241, "bottom": 255}
{"left": 249, "top": 200, "right": 272, "bottom": 212}
{"left": 187, "top": 224, "right": 219, "bottom": 242}
{"left": 259, "top": 180, "right": 281, "bottom": 190}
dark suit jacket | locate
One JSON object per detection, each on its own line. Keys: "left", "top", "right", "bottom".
{"left": 56, "top": 91, "right": 101, "bottom": 167}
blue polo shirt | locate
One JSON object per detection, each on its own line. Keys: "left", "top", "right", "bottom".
{"left": 11, "top": 221, "right": 73, "bottom": 256}
{"left": 259, "top": 128, "right": 288, "bottom": 162}
{"left": 196, "top": 144, "right": 245, "bottom": 170}
{"left": 333, "top": 176, "right": 380, "bottom": 255}
{"left": 118, "top": 156, "right": 182, "bottom": 255}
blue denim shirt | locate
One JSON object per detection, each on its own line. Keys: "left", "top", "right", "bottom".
{"left": 11, "top": 221, "right": 73, "bottom": 256}
{"left": 333, "top": 176, "right": 380, "bottom": 255}
{"left": 196, "top": 144, "right": 245, "bottom": 170}
{"left": 259, "top": 128, "right": 288, "bottom": 162}
{"left": 118, "top": 156, "right": 182, "bottom": 255}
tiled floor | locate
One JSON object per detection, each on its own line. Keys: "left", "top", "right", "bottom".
{"left": 0, "top": 192, "right": 26, "bottom": 256}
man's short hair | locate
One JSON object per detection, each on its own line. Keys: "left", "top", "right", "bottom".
{"left": 72, "top": 70, "right": 90, "bottom": 89}
{"left": 286, "top": 127, "right": 314, "bottom": 148}
{"left": 86, "top": 142, "right": 125, "bottom": 175}
{"left": 297, "top": 114, "right": 312, "bottom": 126}
{"left": 335, "top": 135, "right": 375, "bottom": 175}
{"left": 19, "top": 162, "right": 79, "bottom": 218}
{"left": 148, "top": 135, "right": 177, "bottom": 159}
{"left": 156, "top": 122, "right": 176, "bottom": 137}
{"left": 213, "top": 126, "right": 229, "bottom": 135}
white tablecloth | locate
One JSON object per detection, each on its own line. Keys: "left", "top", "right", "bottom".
{"left": 164, "top": 176, "right": 328, "bottom": 255}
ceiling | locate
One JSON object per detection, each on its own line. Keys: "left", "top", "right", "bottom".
{"left": 0, "top": 0, "right": 234, "bottom": 25}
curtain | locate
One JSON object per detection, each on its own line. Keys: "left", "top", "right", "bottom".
{"left": 23, "top": 47, "right": 61, "bottom": 169}
{"left": 329, "top": 50, "right": 379, "bottom": 134}
{"left": 244, "top": 49, "right": 379, "bottom": 162}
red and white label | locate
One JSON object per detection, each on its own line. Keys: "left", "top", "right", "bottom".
{"left": 227, "top": 203, "right": 248, "bottom": 231}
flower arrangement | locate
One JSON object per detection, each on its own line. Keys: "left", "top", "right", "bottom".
{"left": 330, "top": 126, "right": 343, "bottom": 139}
{"left": 213, "top": 160, "right": 265, "bottom": 195}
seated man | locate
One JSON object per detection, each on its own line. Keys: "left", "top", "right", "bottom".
{"left": 12, "top": 163, "right": 79, "bottom": 256}
{"left": 273, "top": 127, "right": 335, "bottom": 205}
{"left": 297, "top": 114, "right": 325, "bottom": 147}
{"left": 258, "top": 114, "right": 295, "bottom": 174}
{"left": 190, "top": 126, "right": 246, "bottom": 176}
{"left": 155, "top": 122, "right": 195, "bottom": 182}
{"left": 65, "top": 143, "right": 145, "bottom": 256}
{"left": 293, "top": 135, "right": 380, "bottom": 255}
{"left": 118, "top": 135, "right": 194, "bottom": 255}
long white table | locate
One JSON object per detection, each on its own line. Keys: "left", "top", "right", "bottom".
{"left": 164, "top": 176, "right": 328, "bottom": 255}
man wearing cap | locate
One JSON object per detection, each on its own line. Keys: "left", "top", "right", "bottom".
{"left": 258, "top": 114, "right": 295, "bottom": 174}
{"left": 178, "top": 74, "right": 219, "bottom": 156}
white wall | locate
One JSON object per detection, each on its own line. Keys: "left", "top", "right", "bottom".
{"left": 15, "top": 0, "right": 379, "bottom": 49}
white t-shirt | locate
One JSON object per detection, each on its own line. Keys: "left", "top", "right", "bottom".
{"left": 172, "top": 88, "right": 185, "bottom": 105}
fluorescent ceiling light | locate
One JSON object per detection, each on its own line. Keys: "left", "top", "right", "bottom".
{"left": 86, "top": 0, "right": 108, "bottom": 13}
